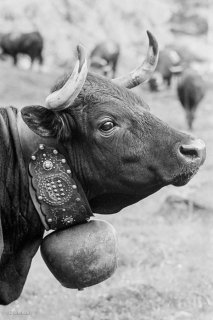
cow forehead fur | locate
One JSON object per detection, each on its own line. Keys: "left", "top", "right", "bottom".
{"left": 51, "top": 72, "right": 149, "bottom": 111}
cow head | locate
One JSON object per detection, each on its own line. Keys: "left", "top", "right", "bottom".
{"left": 21, "top": 31, "right": 206, "bottom": 215}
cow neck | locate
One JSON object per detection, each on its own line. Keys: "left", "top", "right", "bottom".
{"left": 17, "top": 111, "right": 93, "bottom": 231}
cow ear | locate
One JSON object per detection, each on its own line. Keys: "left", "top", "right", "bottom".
{"left": 21, "top": 106, "right": 69, "bottom": 139}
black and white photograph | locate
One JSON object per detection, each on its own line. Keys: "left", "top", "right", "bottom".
{"left": 0, "top": 0, "right": 212, "bottom": 319}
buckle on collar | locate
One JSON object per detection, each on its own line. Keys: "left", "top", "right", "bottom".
{"left": 29, "top": 144, "right": 92, "bottom": 230}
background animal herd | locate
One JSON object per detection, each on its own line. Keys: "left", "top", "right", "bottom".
{"left": 0, "top": 29, "right": 207, "bottom": 131}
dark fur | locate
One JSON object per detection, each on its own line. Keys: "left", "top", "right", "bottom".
{"left": 0, "top": 107, "right": 43, "bottom": 304}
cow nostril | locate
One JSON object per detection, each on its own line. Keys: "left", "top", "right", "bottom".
{"left": 179, "top": 145, "right": 199, "bottom": 158}
{"left": 178, "top": 139, "right": 206, "bottom": 165}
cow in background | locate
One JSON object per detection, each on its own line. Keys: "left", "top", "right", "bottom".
{"left": 0, "top": 31, "right": 43, "bottom": 67}
{"left": 90, "top": 40, "right": 120, "bottom": 78}
{"left": 149, "top": 48, "right": 182, "bottom": 91}
{"left": 177, "top": 68, "right": 205, "bottom": 130}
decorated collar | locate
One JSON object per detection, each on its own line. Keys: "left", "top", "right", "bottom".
{"left": 29, "top": 144, "right": 93, "bottom": 231}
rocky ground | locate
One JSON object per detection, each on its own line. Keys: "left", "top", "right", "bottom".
{"left": 0, "top": 58, "right": 212, "bottom": 320}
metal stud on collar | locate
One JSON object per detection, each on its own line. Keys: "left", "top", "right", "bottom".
{"left": 39, "top": 144, "right": 45, "bottom": 150}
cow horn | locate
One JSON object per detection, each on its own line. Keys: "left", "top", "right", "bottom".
{"left": 112, "top": 31, "right": 159, "bottom": 89}
{"left": 45, "top": 44, "right": 88, "bottom": 111}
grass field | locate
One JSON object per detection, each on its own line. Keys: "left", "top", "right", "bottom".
{"left": 0, "top": 61, "right": 213, "bottom": 320}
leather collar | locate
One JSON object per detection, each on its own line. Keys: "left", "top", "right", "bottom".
{"left": 17, "top": 111, "right": 93, "bottom": 231}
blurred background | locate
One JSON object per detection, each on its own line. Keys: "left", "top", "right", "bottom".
{"left": 0, "top": 0, "right": 212, "bottom": 72}
{"left": 0, "top": 0, "right": 213, "bottom": 319}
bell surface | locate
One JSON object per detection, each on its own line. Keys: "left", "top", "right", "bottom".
{"left": 40, "top": 219, "right": 118, "bottom": 290}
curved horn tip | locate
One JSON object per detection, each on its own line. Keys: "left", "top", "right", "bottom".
{"left": 76, "top": 44, "right": 87, "bottom": 71}
{"left": 146, "top": 30, "right": 158, "bottom": 55}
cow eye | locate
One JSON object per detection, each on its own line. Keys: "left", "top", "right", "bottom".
{"left": 99, "top": 121, "right": 115, "bottom": 132}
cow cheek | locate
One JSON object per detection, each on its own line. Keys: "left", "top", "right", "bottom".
{"left": 105, "top": 138, "right": 160, "bottom": 190}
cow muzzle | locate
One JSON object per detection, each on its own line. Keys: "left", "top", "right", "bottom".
{"left": 173, "top": 138, "right": 206, "bottom": 186}
{"left": 178, "top": 139, "right": 206, "bottom": 166}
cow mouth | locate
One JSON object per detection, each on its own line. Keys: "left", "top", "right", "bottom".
{"left": 171, "top": 138, "right": 206, "bottom": 186}
{"left": 172, "top": 164, "right": 200, "bottom": 187}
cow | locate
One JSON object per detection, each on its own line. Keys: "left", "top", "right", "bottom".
{"left": 90, "top": 40, "right": 120, "bottom": 78}
{"left": 177, "top": 68, "right": 205, "bottom": 130}
{"left": 0, "top": 31, "right": 206, "bottom": 305}
{"left": 0, "top": 31, "right": 43, "bottom": 67}
{"left": 149, "top": 48, "right": 182, "bottom": 91}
